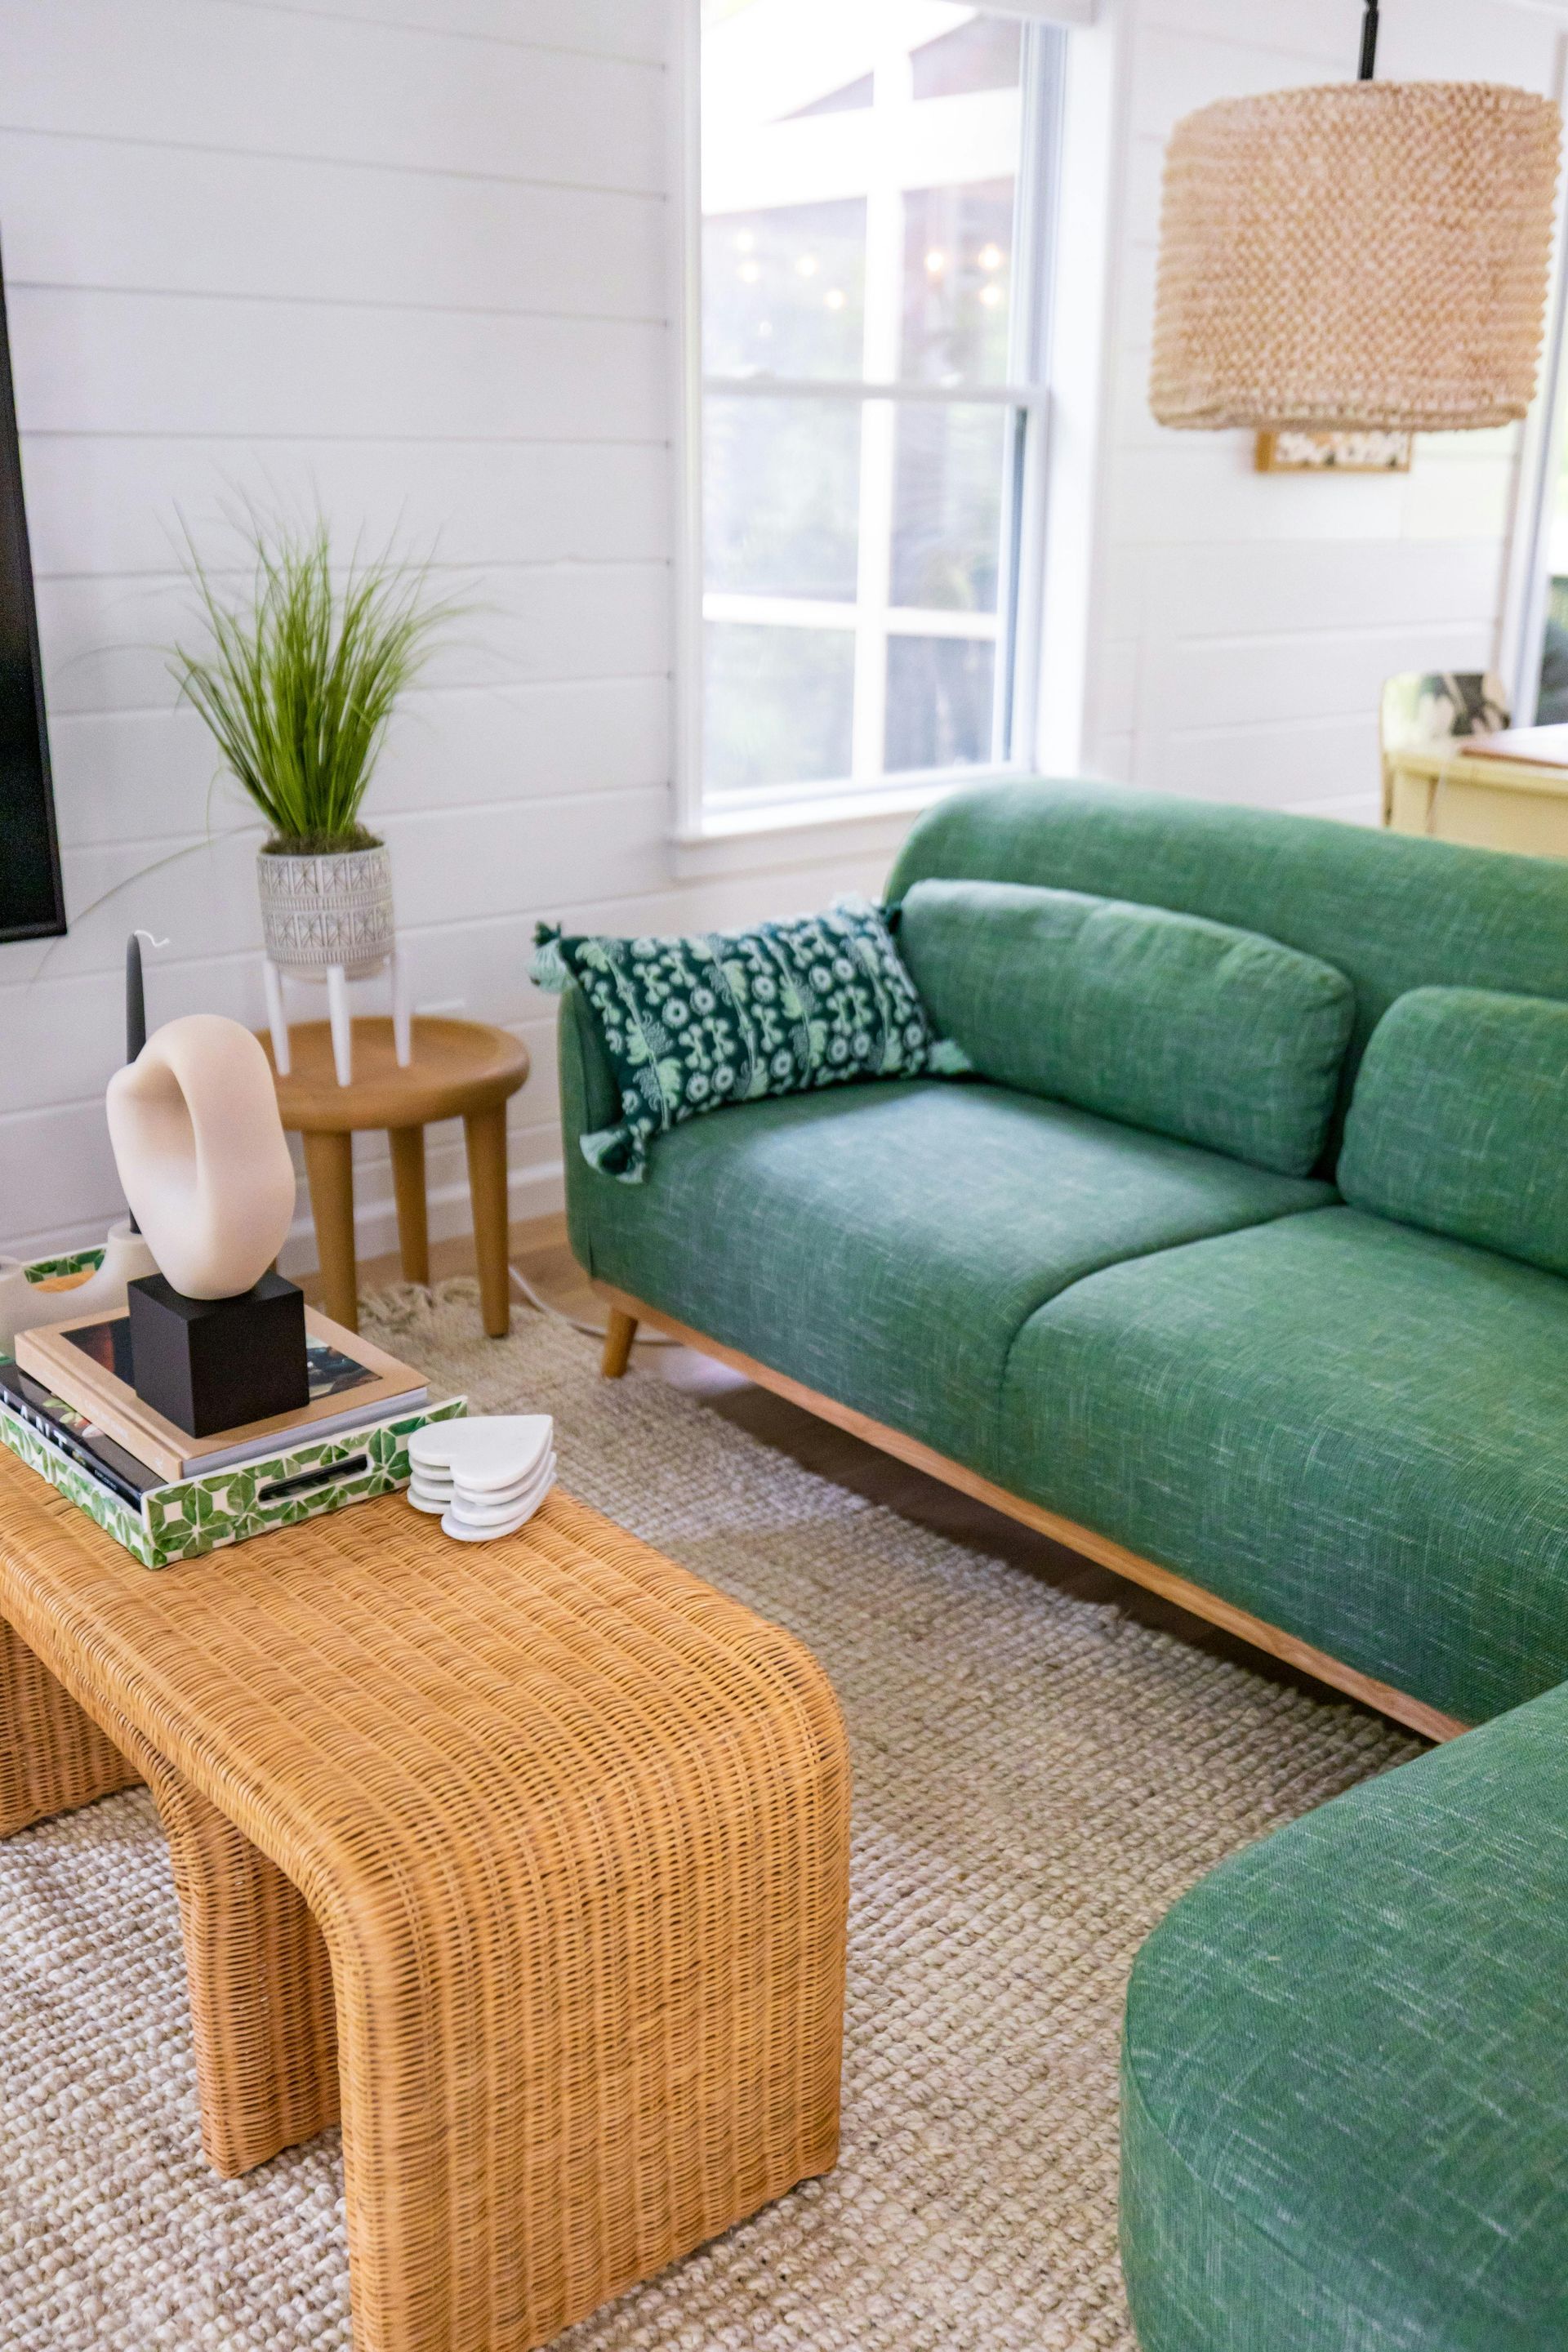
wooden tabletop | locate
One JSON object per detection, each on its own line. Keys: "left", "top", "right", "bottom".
{"left": 1463, "top": 723, "right": 1568, "bottom": 770}
{"left": 257, "top": 1015, "right": 529, "bottom": 1133}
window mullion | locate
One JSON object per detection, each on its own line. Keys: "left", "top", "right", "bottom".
{"left": 850, "top": 35, "right": 908, "bottom": 786}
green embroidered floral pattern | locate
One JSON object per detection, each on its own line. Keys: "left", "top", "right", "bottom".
{"left": 533, "top": 896, "right": 970, "bottom": 1182}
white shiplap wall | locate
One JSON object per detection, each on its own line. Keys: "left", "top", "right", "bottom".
{"left": 4, "top": 0, "right": 1568, "bottom": 1266}
{"left": 0, "top": 0, "right": 891, "bottom": 1266}
{"left": 1083, "top": 0, "right": 1568, "bottom": 810}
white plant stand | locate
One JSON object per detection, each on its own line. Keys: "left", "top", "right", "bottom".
{"left": 264, "top": 949, "right": 412, "bottom": 1087}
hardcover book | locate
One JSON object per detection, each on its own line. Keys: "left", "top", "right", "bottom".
{"left": 16, "top": 1305, "right": 426, "bottom": 1483}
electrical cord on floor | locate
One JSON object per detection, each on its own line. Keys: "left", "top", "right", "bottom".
{"left": 507, "top": 1263, "right": 675, "bottom": 1345}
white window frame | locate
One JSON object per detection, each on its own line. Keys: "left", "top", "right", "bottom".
{"left": 1500, "top": 50, "right": 1568, "bottom": 726}
{"left": 671, "top": 2, "right": 1068, "bottom": 842}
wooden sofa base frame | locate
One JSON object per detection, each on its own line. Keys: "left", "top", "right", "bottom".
{"left": 594, "top": 1288, "right": 1468, "bottom": 1748}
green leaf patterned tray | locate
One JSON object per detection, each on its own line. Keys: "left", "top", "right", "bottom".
{"left": 0, "top": 1392, "right": 467, "bottom": 1568}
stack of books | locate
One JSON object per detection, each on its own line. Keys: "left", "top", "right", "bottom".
{"left": 0, "top": 1301, "right": 464, "bottom": 1568}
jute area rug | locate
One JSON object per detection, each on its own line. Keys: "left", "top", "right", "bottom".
{"left": 1, "top": 1281, "right": 1416, "bottom": 2351}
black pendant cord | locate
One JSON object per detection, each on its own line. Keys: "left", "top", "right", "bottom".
{"left": 1359, "top": 0, "right": 1380, "bottom": 80}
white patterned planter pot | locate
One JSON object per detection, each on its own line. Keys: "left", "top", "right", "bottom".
{"left": 256, "top": 842, "right": 395, "bottom": 975}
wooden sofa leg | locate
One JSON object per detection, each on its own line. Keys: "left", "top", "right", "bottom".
{"left": 601, "top": 1309, "right": 638, "bottom": 1379}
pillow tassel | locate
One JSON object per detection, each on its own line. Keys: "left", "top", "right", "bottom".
{"left": 530, "top": 922, "right": 570, "bottom": 995}
{"left": 579, "top": 1126, "right": 649, "bottom": 1184}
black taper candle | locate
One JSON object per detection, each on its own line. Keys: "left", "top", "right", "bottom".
{"left": 126, "top": 931, "right": 147, "bottom": 1063}
{"left": 125, "top": 933, "right": 146, "bottom": 1233}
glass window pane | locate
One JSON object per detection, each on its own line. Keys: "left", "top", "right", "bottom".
{"left": 702, "top": 199, "right": 866, "bottom": 380}
{"left": 1539, "top": 446, "right": 1568, "bottom": 720}
{"left": 890, "top": 403, "right": 1009, "bottom": 613}
{"left": 706, "top": 623, "right": 855, "bottom": 799}
{"left": 885, "top": 636, "right": 996, "bottom": 775}
{"left": 699, "top": 2, "right": 1054, "bottom": 804}
{"left": 786, "top": 73, "right": 873, "bottom": 120}
{"left": 706, "top": 395, "right": 861, "bottom": 601}
{"left": 902, "top": 180, "right": 1015, "bottom": 385}
{"left": 911, "top": 16, "right": 1022, "bottom": 101}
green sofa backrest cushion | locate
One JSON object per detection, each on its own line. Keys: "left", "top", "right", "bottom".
{"left": 1339, "top": 987, "right": 1568, "bottom": 1276}
{"left": 898, "top": 878, "right": 1355, "bottom": 1176}
{"left": 886, "top": 781, "right": 1568, "bottom": 1131}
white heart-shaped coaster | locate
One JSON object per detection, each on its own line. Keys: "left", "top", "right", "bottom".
{"left": 443, "top": 1457, "right": 556, "bottom": 1543}
{"left": 448, "top": 1456, "right": 556, "bottom": 1527}
{"left": 442, "top": 1489, "right": 551, "bottom": 1543}
{"left": 410, "top": 1415, "right": 553, "bottom": 1490}
{"left": 449, "top": 1461, "right": 552, "bottom": 1511}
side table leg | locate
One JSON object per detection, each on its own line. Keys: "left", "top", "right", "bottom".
{"left": 463, "top": 1103, "right": 510, "bottom": 1339}
{"left": 0, "top": 1615, "right": 140, "bottom": 1838}
{"left": 390, "top": 1127, "right": 430, "bottom": 1287}
{"left": 141, "top": 1752, "right": 340, "bottom": 2178}
{"left": 303, "top": 1129, "right": 360, "bottom": 1333}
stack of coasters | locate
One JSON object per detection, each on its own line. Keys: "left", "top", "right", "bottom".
{"left": 408, "top": 1415, "right": 556, "bottom": 1542}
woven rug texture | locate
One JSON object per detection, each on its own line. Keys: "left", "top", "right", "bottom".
{"left": 0, "top": 1280, "right": 1417, "bottom": 2350}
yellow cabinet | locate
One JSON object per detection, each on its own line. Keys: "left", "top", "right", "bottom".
{"left": 1386, "top": 733, "right": 1568, "bottom": 860}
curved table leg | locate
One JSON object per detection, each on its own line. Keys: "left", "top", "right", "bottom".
{"left": 317, "top": 1626, "right": 850, "bottom": 2351}
{"left": 0, "top": 1615, "right": 140, "bottom": 1838}
{"left": 140, "top": 1752, "right": 340, "bottom": 2177}
{"left": 2, "top": 1614, "right": 337, "bottom": 2179}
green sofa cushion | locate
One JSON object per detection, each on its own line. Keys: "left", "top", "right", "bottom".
{"left": 999, "top": 1205, "right": 1568, "bottom": 1725}
{"left": 886, "top": 781, "right": 1568, "bottom": 1133}
{"left": 1339, "top": 986, "right": 1568, "bottom": 1278}
{"left": 898, "top": 878, "right": 1354, "bottom": 1177}
{"left": 1121, "top": 1680, "right": 1568, "bottom": 2352}
{"left": 566, "top": 1073, "right": 1332, "bottom": 1475}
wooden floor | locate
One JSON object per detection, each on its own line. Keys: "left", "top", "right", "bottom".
{"left": 326, "top": 1212, "right": 1394, "bottom": 1731}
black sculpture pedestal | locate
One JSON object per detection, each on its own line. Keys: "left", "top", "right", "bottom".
{"left": 127, "top": 1270, "right": 310, "bottom": 1437}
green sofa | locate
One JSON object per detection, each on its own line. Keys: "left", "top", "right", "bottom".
{"left": 556, "top": 777, "right": 1568, "bottom": 2350}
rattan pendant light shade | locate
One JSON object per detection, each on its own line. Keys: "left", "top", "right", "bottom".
{"left": 1151, "top": 80, "right": 1562, "bottom": 434}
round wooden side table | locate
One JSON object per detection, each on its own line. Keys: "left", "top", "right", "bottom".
{"left": 258, "top": 1016, "right": 530, "bottom": 1337}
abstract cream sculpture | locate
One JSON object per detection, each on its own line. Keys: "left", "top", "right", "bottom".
{"left": 106, "top": 1016, "right": 296, "bottom": 1300}
{"left": 1151, "top": 79, "right": 1561, "bottom": 434}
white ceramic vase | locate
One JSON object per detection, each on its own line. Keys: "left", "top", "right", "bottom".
{"left": 256, "top": 840, "right": 395, "bottom": 978}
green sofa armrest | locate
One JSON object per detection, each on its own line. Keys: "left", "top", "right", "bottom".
{"left": 1121, "top": 1678, "right": 1568, "bottom": 2350}
{"left": 556, "top": 980, "right": 619, "bottom": 1275}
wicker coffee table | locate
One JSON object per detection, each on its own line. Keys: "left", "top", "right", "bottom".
{"left": 0, "top": 1452, "right": 850, "bottom": 2352}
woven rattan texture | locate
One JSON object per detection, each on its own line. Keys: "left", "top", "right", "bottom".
{"left": 0, "top": 1613, "right": 137, "bottom": 1838}
{"left": 1151, "top": 82, "right": 1561, "bottom": 432}
{"left": 0, "top": 1434, "right": 849, "bottom": 2352}
{"left": 0, "top": 1284, "right": 1416, "bottom": 2351}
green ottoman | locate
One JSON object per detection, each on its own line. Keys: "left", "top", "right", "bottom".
{"left": 1120, "top": 1682, "right": 1568, "bottom": 2350}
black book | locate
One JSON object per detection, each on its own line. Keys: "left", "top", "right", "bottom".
{"left": 0, "top": 1358, "right": 160, "bottom": 1508}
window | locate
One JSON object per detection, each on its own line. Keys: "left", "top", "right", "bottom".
{"left": 685, "top": 1, "right": 1064, "bottom": 826}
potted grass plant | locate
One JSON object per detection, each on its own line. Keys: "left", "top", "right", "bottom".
{"left": 169, "top": 516, "right": 456, "bottom": 975}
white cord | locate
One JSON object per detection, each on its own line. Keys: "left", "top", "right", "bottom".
{"left": 507, "top": 1263, "right": 675, "bottom": 1344}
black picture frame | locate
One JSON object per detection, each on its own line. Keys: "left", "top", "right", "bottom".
{"left": 0, "top": 234, "right": 64, "bottom": 946}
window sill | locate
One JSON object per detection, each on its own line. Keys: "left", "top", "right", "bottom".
{"left": 669, "top": 771, "right": 1012, "bottom": 880}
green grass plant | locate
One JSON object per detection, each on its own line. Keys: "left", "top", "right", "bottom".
{"left": 169, "top": 514, "right": 458, "bottom": 853}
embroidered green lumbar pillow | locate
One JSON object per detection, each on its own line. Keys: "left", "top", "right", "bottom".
{"left": 532, "top": 898, "right": 970, "bottom": 1183}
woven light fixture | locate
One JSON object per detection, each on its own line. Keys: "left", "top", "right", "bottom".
{"left": 1151, "top": 0, "right": 1562, "bottom": 434}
